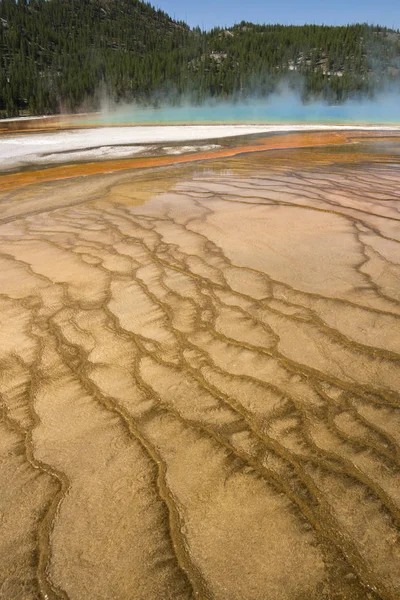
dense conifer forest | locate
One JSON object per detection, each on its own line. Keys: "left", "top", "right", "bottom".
{"left": 0, "top": 0, "right": 399, "bottom": 117}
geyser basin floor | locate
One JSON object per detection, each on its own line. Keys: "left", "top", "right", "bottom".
{"left": 1, "top": 127, "right": 399, "bottom": 193}
{"left": 2, "top": 123, "right": 400, "bottom": 173}
{"left": 0, "top": 135, "right": 400, "bottom": 600}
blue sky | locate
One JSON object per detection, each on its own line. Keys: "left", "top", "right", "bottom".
{"left": 156, "top": 0, "right": 400, "bottom": 31}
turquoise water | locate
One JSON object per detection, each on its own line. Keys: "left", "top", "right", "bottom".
{"left": 86, "top": 97, "right": 400, "bottom": 125}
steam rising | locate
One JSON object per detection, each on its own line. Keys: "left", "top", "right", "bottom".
{"left": 91, "top": 88, "right": 400, "bottom": 126}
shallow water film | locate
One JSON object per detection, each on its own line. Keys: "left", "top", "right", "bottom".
{"left": 0, "top": 133, "right": 400, "bottom": 600}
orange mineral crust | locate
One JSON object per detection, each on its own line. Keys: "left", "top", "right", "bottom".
{"left": 0, "top": 131, "right": 359, "bottom": 191}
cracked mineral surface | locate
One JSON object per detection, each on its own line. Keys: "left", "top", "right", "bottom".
{"left": 0, "top": 131, "right": 400, "bottom": 600}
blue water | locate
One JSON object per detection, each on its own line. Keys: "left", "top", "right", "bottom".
{"left": 87, "top": 96, "right": 400, "bottom": 125}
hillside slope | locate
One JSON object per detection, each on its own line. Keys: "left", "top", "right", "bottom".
{"left": 0, "top": 0, "right": 399, "bottom": 117}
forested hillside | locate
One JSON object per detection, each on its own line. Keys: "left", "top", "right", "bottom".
{"left": 0, "top": 0, "right": 399, "bottom": 117}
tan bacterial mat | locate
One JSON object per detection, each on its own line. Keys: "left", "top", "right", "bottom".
{"left": 0, "top": 133, "right": 400, "bottom": 600}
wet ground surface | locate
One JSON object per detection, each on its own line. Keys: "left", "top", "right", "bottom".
{"left": 0, "top": 134, "right": 400, "bottom": 599}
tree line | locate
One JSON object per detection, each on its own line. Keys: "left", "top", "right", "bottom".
{"left": 0, "top": 0, "right": 399, "bottom": 117}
